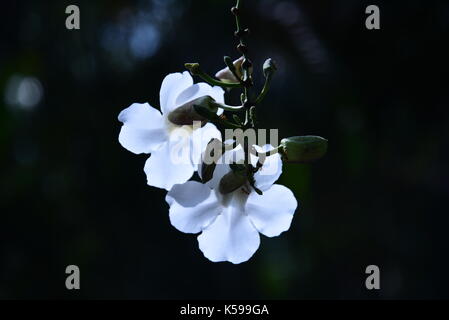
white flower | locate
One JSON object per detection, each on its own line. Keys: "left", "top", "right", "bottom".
{"left": 165, "top": 145, "right": 298, "bottom": 264}
{"left": 118, "top": 71, "right": 224, "bottom": 190}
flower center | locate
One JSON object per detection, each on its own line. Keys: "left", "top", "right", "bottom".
{"left": 165, "top": 116, "right": 195, "bottom": 136}
{"left": 216, "top": 183, "right": 251, "bottom": 210}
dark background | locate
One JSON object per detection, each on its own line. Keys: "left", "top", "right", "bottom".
{"left": 1, "top": 0, "right": 448, "bottom": 299}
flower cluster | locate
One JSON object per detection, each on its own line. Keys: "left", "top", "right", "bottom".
{"left": 117, "top": 1, "right": 327, "bottom": 264}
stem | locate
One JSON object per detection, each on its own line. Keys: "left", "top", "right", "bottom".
{"left": 255, "top": 75, "right": 272, "bottom": 105}
{"left": 211, "top": 117, "right": 243, "bottom": 130}
{"left": 211, "top": 101, "right": 245, "bottom": 112}
{"left": 235, "top": 0, "right": 242, "bottom": 36}
{"left": 233, "top": 0, "right": 252, "bottom": 92}
{"left": 224, "top": 56, "right": 245, "bottom": 85}
{"left": 249, "top": 145, "right": 280, "bottom": 157}
{"left": 233, "top": 0, "right": 254, "bottom": 167}
{"left": 185, "top": 63, "right": 242, "bottom": 88}
{"left": 196, "top": 71, "right": 241, "bottom": 89}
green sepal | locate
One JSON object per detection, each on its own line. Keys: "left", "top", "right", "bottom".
{"left": 219, "top": 170, "right": 247, "bottom": 194}
{"left": 200, "top": 139, "right": 223, "bottom": 183}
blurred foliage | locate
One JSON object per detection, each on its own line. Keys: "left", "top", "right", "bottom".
{"left": 0, "top": 0, "right": 448, "bottom": 299}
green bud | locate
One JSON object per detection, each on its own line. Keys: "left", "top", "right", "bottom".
{"left": 263, "top": 58, "right": 277, "bottom": 78}
{"left": 185, "top": 63, "right": 201, "bottom": 75}
{"left": 168, "top": 96, "right": 217, "bottom": 126}
{"left": 219, "top": 170, "right": 247, "bottom": 194}
{"left": 280, "top": 136, "right": 328, "bottom": 163}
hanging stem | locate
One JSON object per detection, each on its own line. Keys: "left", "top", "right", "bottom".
{"left": 255, "top": 74, "right": 272, "bottom": 105}
{"left": 232, "top": 0, "right": 255, "bottom": 168}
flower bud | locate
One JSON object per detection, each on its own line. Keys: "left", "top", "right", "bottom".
{"left": 263, "top": 58, "right": 277, "bottom": 78}
{"left": 280, "top": 136, "right": 328, "bottom": 163}
{"left": 237, "top": 44, "right": 248, "bottom": 54}
{"left": 234, "top": 28, "right": 250, "bottom": 37}
{"left": 167, "top": 96, "right": 217, "bottom": 126}
{"left": 185, "top": 63, "right": 201, "bottom": 75}
{"left": 231, "top": 7, "right": 239, "bottom": 16}
{"left": 219, "top": 170, "right": 247, "bottom": 194}
{"left": 215, "top": 57, "right": 245, "bottom": 83}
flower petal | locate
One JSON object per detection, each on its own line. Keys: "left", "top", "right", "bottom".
{"left": 118, "top": 103, "right": 167, "bottom": 154}
{"left": 198, "top": 192, "right": 260, "bottom": 264}
{"left": 246, "top": 184, "right": 298, "bottom": 237}
{"left": 215, "top": 57, "right": 244, "bottom": 83}
{"left": 176, "top": 83, "right": 225, "bottom": 107}
{"left": 215, "top": 67, "right": 239, "bottom": 83}
{"left": 166, "top": 182, "right": 221, "bottom": 234}
{"left": 251, "top": 144, "right": 283, "bottom": 191}
{"left": 144, "top": 138, "right": 195, "bottom": 190}
{"left": 159, "top": 71, "right": 193, "bottom": 115}
{"left": 202, "top": 161, "right": 231, "bottom": 190}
